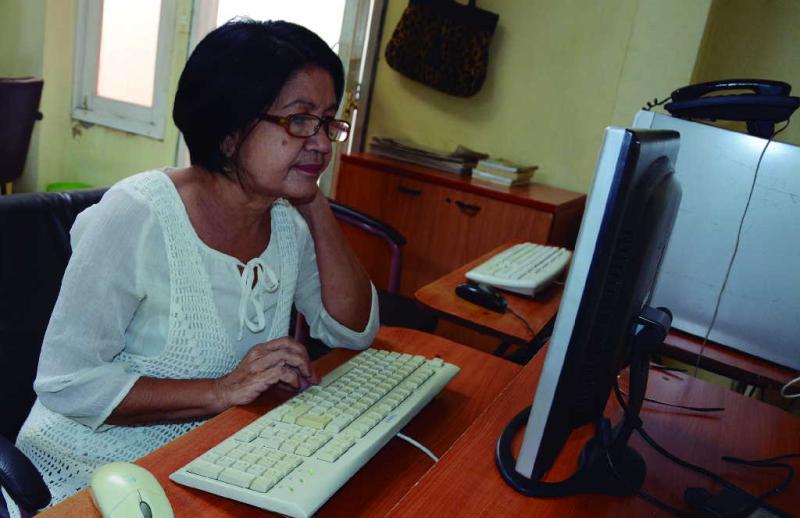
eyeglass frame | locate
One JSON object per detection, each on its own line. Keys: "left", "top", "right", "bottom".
{"left": 256, "top": 112, "right": 351, "bottom": 142}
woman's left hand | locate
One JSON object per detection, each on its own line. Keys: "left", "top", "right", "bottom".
{"left": 289, "top": 189, "right": 373, "bottom": 333}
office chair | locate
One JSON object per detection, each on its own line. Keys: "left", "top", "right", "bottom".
{"left": 0, "top": 78, "right": 44, "bottom": 195}
{"left": 0, "top": 435, "right": 50, "bottom": 518}
{"left": 294, "top": 200, "right": 438, "bottom": 358}
{"left": 0, "top": 188, "right": 106, "bottom": 517}
{"left": 0, "top": 188, "right": 107, "bottom": 442}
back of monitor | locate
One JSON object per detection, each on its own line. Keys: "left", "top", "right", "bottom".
{"left": 633, "top": 110, "right": 800, "bottom": 370}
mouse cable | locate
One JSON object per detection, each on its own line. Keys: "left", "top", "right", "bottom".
{"left": 723, "top": 453, "right": 800, "bottom": 465}
{"left": 694, "top": 121, "right": 790, "bottom": 377}
{"left": 615, "top": 377, "right": 724, "bottom": 413}
{"left": 722, "top": 454, "right": 796, "bottom": 489}
{"left": 716, "top": 454, "right": 799, "bottom": 516}
{"left": 614, "top": 382, "right": 796, "bottom": 517}
{"left": 396, "top": 432, "right": 439, "bottom": 462}
{"left": 506, "top": 306, "right": 535, "bottom": 337}
{"left": 614, "top": 382, "right": 749, "bottom": 492}
{"left": 604, "top": 449, "right": 694, "bottom": 517}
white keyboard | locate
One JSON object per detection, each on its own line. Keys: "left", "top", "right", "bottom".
{"left": 170, "top": 348, "right": 459, "bottom": 518}
{"left": 466, "top": 242, "right": 572, "bottom": 296}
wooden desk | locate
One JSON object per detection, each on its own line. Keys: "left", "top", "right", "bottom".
{"left": 417, "top": 242, "right": 795, "bottom": 387}
{"left": 660, "top": 329, "right": 797, "bottom": 390}
{"left": 415, "top": 241, "right": 562, "bottom": 346}
{"left": 389, "top": 345, "right": 800, "bottom": 516}
{"left": 39, "top": 327, "right": 521, "bottom": 517}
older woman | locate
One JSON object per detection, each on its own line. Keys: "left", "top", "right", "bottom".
{"left": 15, "top": 19, "right": 378, "bottom": 504}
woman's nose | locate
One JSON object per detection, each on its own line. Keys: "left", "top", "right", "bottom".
{"left": 304, "top": 126, "right": 333, "bottom": 154}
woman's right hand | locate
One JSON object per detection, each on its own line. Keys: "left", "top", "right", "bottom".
{"left": 214, "top": 337, "right": 319, "bottom": 409}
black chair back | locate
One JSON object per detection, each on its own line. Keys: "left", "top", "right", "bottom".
{"left": 0, "top": 188, "right": 107, "bottom": 441}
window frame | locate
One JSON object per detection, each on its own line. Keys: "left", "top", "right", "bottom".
{"left": 71, "top": 0, "right": 178, "bottom": 139}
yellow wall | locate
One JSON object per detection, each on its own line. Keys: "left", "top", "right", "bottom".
{"left": 0, "top": 0, "right": 46, "bottom": 192}
{"left": 691, "top": 0, "right": 800, "bottom": 146}
{"left": 367, "top": 0, "right": 711, "bottom": 194}
{"left": 6, "top": 0, "right": 799, "bottom": 194}
{"left": 0, "top": 0, "right": 44, "bottom": 75}
{"left": 1, "top": 0, "right": 192, "bottom": 192}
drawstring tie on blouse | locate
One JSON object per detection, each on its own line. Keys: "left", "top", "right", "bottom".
{"left": 237, "top": 258, "right": 279, "bottom": 340}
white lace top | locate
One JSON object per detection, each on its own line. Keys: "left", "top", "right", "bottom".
{"left": 15, "top": 170, "right": 379, "bottom": 505}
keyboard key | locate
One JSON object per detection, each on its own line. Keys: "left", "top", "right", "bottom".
{"left": 257, "top": 436, "right": 282, "bottom": 449}
{"left": 215, "top": 456, "right": 235, "bottom": 467}
{"left": 274, "top": 461, "right": 296, "bottom": 477}
{"left": 296, "top": 414, "right": 333, "bottom": 430}
{"left": 246, "top": 464, "right": 268, "bottom": 476}
{"left": 318, "top": 450, "right": 339, "bottom": 463}
{"left": 295, "top": 445, "right": 314, "bottom": 457}
{"left": 201, "top": 451, "right": 221, "bottom": 462}
{"left": 250, "top": 476, "right": 277, "bottom": 493}
{"left": 186, "top": 460, "right": 223, "bottom": 479}
{"left": 279, "top": 440, "right": 300, "bottom": 454}
{"left": 241, "top": 453, "right": 261, "bottom": 464}
{"left": 219, "top": 468, "right": 256, "bottom": 488}
{"left": 256, "top": 457, "right": 275, "bottom": 468}
{"left": 234, "top": 429, "right": 257, "bottom": 442}
{"left": 282, "top": 403, "right": 313, "bottom": 424}
{"left": 232, "top": 460, "right": 250, "bottom": 472}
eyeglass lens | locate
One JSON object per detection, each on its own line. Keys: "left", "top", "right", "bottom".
{"left": 326, "top": 120, "right": 350, "bottom": 142}
{"left": 288, "top": 115, "right": 349, "bottom": 142}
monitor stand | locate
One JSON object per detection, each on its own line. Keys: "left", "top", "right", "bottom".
{"left": 495, "top": 306, "right": 672, "bottom": 498}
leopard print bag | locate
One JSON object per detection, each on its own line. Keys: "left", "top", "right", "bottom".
{"left": 385, "top": 0, "right": 499, "bottom": 97}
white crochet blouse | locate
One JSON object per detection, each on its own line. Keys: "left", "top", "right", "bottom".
{"left": 15, "top": 170, "right": 379, "bottom": 505}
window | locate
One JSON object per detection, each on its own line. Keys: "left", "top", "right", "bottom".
{"left": 72, "top": 0, "right": 177, "bottom": 139}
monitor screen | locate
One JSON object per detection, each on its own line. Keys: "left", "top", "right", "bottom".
{"left": 513, "top": 128, "right": 682, "bottom": 480}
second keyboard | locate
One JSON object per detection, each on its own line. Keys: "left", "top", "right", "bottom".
{"left": 466, "top": 242, "right": 572, "bottom": 296}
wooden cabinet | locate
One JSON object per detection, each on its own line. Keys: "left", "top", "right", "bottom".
{"left": 333, "top": 153, "right": 586, "bottom": 297}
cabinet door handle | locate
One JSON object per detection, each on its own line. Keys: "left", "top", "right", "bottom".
{"left": 397, "top": 185, "right": 422, "bottom": 196}
{"left": 455, "top": 200, "right": 481, "bottom": 215}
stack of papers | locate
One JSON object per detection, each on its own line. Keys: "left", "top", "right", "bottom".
{"left": 369, "top": 137, "right": 488, "bottom": 175}
{"left": 472, "top": 158, "right": 538, "bottom": 186}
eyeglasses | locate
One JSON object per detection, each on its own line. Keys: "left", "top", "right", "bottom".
{"left": 257, "top": 113, "right": 351, "bottom": 142}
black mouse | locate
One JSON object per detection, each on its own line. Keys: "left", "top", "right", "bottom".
{"left": 455, "top": 282, "right": 507, "bottom": 313}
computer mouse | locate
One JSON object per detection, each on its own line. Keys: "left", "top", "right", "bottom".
{"left": 455, "top": 282, "right": 508, "bottom": 313}
{"left": 90, "top": 462, "right": 174, "bottom": 518}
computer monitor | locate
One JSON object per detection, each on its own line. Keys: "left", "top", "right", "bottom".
{"left": 496, "top": 128, "right": 682, "bottom": 497}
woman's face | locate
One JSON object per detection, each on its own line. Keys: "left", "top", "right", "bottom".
{"left": 233, "top": 66, "right": 338, "bottom": 201}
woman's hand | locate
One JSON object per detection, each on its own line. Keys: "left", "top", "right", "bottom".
{"left": 214, "top": 337, "right": 319, "bottom": 408}
{"left": 290, "top": 191, "right": 374, "bottom": 332}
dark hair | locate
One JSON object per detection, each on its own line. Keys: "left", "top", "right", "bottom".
{"left": 173, "top": 19, "right": 345, "bottom": 174}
